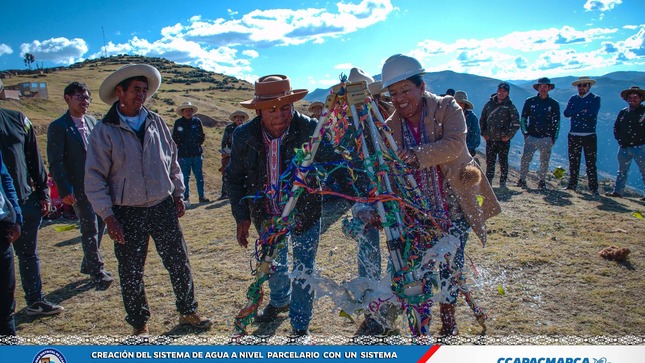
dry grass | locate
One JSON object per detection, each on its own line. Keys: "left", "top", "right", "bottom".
{"left": 2, "top": 57, "right": 643, "bottom": 341}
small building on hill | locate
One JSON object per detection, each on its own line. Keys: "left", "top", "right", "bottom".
{"left": 15, "top": 81, "right": 49, "bottom": 99}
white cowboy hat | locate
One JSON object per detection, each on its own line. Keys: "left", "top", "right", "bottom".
{"left": 307, "top": 101, "right": 324, "bottom": 112}
{"left": 240, "top": 75, "right": 308, "bottom": 110}
{"left": 571, "top": 76, "right": 597, "bottom": 87}
{"left": 381, "top": 54, "right": 425, "bottom": 90}
{"left": 454, "top": 90, "right": 474, "bottom": 110}
{"left": 99, "top": 64, "right": 162, "bottom": 105}
{"left": 228, "top": 109, "right": 249, "bottom": 122}
{"left": 175, "top": 101, "right": 198, "bottom": 115}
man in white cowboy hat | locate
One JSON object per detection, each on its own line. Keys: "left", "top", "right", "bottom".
{"left": 563, "top": 76, "right": 601, "bottom": 194}
{"left": 517, "top": 77, "right": 561, "bottom": 191}
{"left": 1, "top": 83, "right": 63, "bottom": 317}
{"left": 454, "top": 90, "right": 481, "bottom": 158}
{"left": 307, "top": 101, "right": 324, "bottom": 119}
{"left": 84, "top": 64, "right": 212, "bottom": 336}
{"left": 218, "top": 109, "right": 249, "bottom": 200}
{"left": 47, "top": 81, "right": 113, "bottom": 290}
{"left": 172, "top": 101, "right": 209, "bottom": 205}
{"left": 606, "top": 86, "right": 645, "bottom": 201}
{"left": 480, "top": 82, "right": 521, "bottom": 188}
{"left": 228, "top": 74, "right": 355, "bottom": 338}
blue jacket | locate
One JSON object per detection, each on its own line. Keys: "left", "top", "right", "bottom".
{"left": 564, "top": 92, "right": 600, "bottom": 134}
{"left": 1, "top": 154, "right": 22, "bottom": 225}
{"left": 521, "top": 95, "right": 561, "bottom": 140}
{"left": 172, "top": 116, "right": 205, "bottom": 158}
{"left": 464, "top": 109, "right": 480, "bottom": 152}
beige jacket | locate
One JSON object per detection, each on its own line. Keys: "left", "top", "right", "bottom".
{"left": 385, "top": 92, "right": 501, "bottom": 245}
{"left": 84, "top": 104, "right": 184, "bottom": 220}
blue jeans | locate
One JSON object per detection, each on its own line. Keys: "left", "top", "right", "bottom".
{"left": 13, "top": 194, "right": 44, "bottom": 305}
{"left": 178, "top": 156, "right": 205, "bottom": 199}
{"left": 613, "top": 144, "right": 645, "bottom": 195}
{"left": 267, "top": 220, "right": 321, "bottom": 332}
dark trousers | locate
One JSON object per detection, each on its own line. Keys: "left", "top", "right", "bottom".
{"left": 567, "top": 134, "right": 598, "bottom": 191}
{"left": 112, "top": 197, "right": 198, "bottom": 328}
{"left": 74, "top": 198, "right": 106, "bottom": 276}
{"left": 13, "top": 194, "right": 43, "bottom": 305}
{"left": 0, "top": 227, "right": 15, "bottom": 336}
{"left": 485, "top": 140, "right": 511, "bottom": 184}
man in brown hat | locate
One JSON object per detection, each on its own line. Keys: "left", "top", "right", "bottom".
{"left": 606, "top": 86, "right": 645, "bottom": 201}
{"left": 307, "top": 101, "right": 323, "bottom": 119}
{"left": 172, "top": 101, "right": 209, "bottom": 205}
{"left": 517, "top": 77, "right": 561, "bottom": 191}
{"left": 218, "top": 110, "right": 249, "bottom": 200}
{"left": 228, "top": 74, "right": 350, "bottom": 338}
{"left": 454, "top": 90, "right": 480, "bottom": 158}
{"left": 563, "top": 77, "right": 601, "bottom": 194}
{"left": 85, "top": 64, "right": 212, "bottom": 336}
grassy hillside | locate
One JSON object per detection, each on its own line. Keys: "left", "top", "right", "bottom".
{"left": 1, "top": 57, "right": 643, "bottom": 343}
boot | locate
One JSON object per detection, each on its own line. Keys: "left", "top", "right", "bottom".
{"left": 439, "top": 303, "right": 458, "bottom": 336}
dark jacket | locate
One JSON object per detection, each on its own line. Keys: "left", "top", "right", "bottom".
{"left": 227, "top": 111, "right": 346, "bottom": 235}
{"left": 563, "top": 92, "right": 601, "bottom": 134}
{"left": 1, "top": 155, "right": 22, "bottom": 225}
{"left": 0, "top": 108, "right": 49, "bottom": 203}
{"left": 221, "top": 123, "right": 238, "bottom": 152}
{"left": 172, "top": 116, "right": 205, "bottom": 158}
{"left": 47, "top": 111, "right": 98, "bottom": 200}
{"left": 464, "top": 109, "right": 480, "bottom": 152}
{"left": 480, "top": 94, "right": 520, "bottom": 141}
{"left": 520, "top": 95, "right": 561, "bottom": 141}
{"left": 613, "top": 104, "right": 645, "bottom": 148}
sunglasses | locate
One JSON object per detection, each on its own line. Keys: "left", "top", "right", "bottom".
{"left": 577, "top": 83, "right": 590, "bottom": 88}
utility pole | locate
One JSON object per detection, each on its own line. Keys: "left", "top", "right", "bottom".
{"left": 102, "top": 26, "right": 108, "bottom": 58}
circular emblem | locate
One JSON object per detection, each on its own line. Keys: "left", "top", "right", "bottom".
{"left": 33, "top": 348, "right": 67, "bottom": 363}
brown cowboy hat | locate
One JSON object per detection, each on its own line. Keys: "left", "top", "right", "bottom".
{"left": 532, "top": 77, "right": 555, "bottom": 91}
{"left": 240, "top": 75, "right": 308, "bottom": 110}
{"left": 228, "top": 109, "right": 249, "bottom": 122}
{"left": 99, "top": 64, "right": 161, "bottom": 105}
{"left": 620, "top": 86, "right": 645, "bottom": 100}
{"left": 175, "top": 101, "right": 198, "bottom": 115}
{"left": 571, "top": 76, "right": 597, "bottom": 87}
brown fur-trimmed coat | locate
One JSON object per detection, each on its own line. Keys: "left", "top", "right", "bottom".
{"left": 385, "top": 92, "right": 501, "bottom": 245}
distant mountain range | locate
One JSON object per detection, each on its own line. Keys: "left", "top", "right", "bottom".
{"left": 305, "top": 71, "right": 645, "bottom": 192}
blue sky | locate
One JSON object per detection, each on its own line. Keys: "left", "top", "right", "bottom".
{"left": 1, "top": 0, "right": 643, "bottom": 90}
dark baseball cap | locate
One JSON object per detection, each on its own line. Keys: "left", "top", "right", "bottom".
{"left": 498, "top": 82, "right": 510, "bottom": 92}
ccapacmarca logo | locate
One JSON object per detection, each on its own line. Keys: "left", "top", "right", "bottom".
{"left": 33, "top": 348, "right": 67, "bottom": 363}
{"left": 593, "top": 359, "right": 610, "bottom": 363}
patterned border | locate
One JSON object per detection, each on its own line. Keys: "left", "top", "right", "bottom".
{"left": 1, "top": 335, "right": 643, "bottom": 346}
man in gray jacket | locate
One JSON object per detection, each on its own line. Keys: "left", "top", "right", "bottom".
{"left": 480, "top": 82, "right": 520, "bottom": 188}
{"left": 47, "top": 82, "right": 112, "bottom": 289}
{"left": 84, "top": 64, "right": 211, "bottom": 337}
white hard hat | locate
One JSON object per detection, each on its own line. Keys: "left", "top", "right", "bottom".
{"left": 380, "top": 54, "right": 425, "bottom": 89}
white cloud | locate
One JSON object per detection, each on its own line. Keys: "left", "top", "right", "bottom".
{"left": 0, "top": 44, "right": 13, "bottom": 56}
{"left": 242, "top": 49, "right": 258, "bottom": 58}
{"left": 583, "top": 0, "right": 622, "bottom": 12}
{"left": 20, "top": 37, "right": 88, "bottom": 65}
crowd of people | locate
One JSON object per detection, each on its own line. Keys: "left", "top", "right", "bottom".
{"left": 0, "top": 55, "right": 643, "bottom": 340}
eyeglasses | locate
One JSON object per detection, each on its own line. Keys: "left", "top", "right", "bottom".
{"left": 577, "top": 83, "right": 590, "bottom": 88}
{"left": 73, "top": 94, "right": 92, "bottom": 102}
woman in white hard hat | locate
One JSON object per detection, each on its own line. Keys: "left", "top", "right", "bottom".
{"left": 380, "top": 54, "right": 501, "bottom": 336}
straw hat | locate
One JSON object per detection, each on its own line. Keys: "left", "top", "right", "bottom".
{"left": 532, "top": 77, "right": 555, "bottom": 91}
{"left": 175, "top": 101, "right": 198, "bottom": 116}
{"left": 228, "top": 109, "right": 249, "bottom": 122}
{"left": 454, "top": 90, "right": 474, "bottom": 110}
{"left": 240, "top": 75, "right": 308, "bottom": 110}
{"left": 381, "top": 54, "right": 425, "bottom": 90}
{"left": 620, "top": 86, "right": 645, "bottom": 101}
{"left": 571, "top": 76, "right": 597, "bottom": 87}
{"left": 99, "top": 64, "right": 161, "bottom": 105}
{"left": 307, "top": 101, "right": 324, "bottom": 112}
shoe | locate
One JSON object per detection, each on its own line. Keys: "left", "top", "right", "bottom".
{"left": 562, "top": 185, "right": 576, "bottom": 191}
{"left": 537, "top": 180, "right": 547, "bottom": 191}
{"left": 605, "top": 191, "right": 623, "bottom": 198}
{"left": 81, "top": 266, "right": 112, "bottom": 277}
{"left": 26, "top": 300, "right": 64, "bottom": 316}
{"left": 254, "top": 303, "right": 289, "bottom": 323}
{"left": 94, "top": 271, "right": 113, "bottom": 290}
{"left": 216, "top": 194, "right": 228, "bottom": 201}
{"left": 516, "top": 179, "right": 527, "bottom": 188}
{"left": 179, "top": 313, "right": 213, "bottom": 329}
{"left": 354, "top": 315, "right": 389, "bottom": 336}
{"left": 198, "top": 197, "right": 211, "bottom": 203}
{"left": 288, "top": 329, "right": 311, "bottom": 344}
{"left": 640, "top": 196, "right": 645, "bottom": 202}
{"left": 132, "top": 323, "right": 149, "bottom": 337}
{"left": 184, "top": 200, "right": 191, "bottom": 208}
